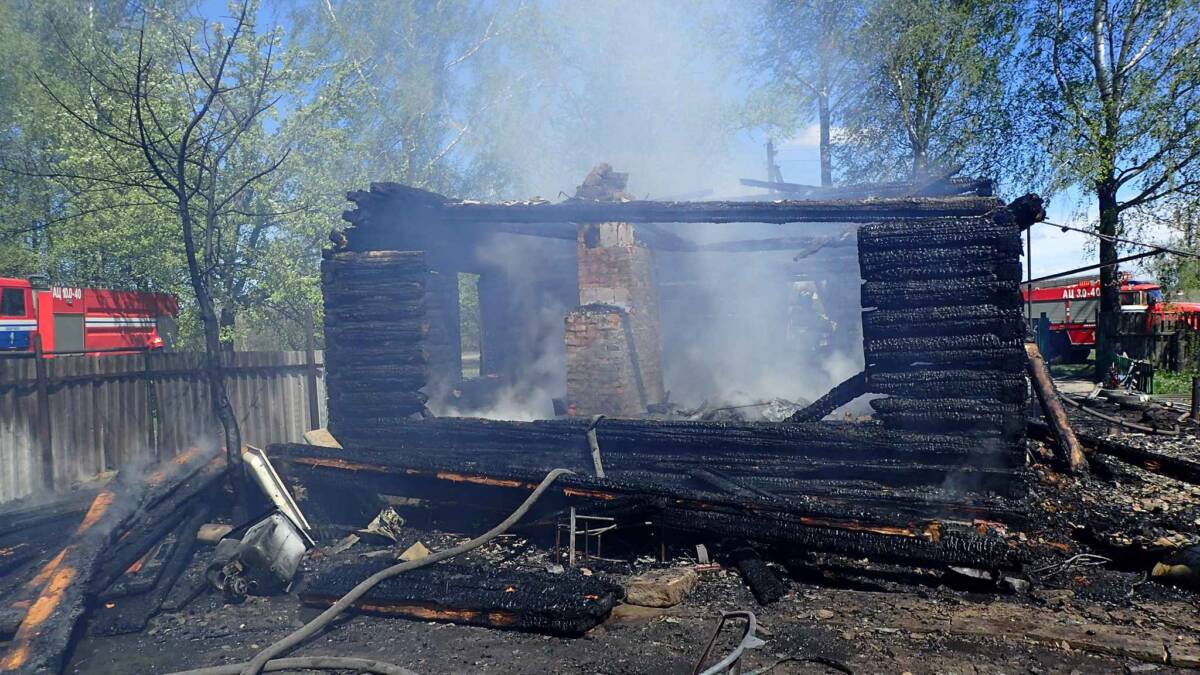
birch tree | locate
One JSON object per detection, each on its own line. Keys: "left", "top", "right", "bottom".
{"left": 1029, "top": 0, "right": 1200, "bottom": 376}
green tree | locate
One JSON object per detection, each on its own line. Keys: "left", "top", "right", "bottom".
{"left": 746, "top": 0, "right": 864, "bottom": 186}
{"left": 283, "top": 0, "right": 529, "bottom": 199}
{"left": 0, "top": 1, "right": 183, "bottom": 291}
{"left": 31, "top": 0, "right": 298, "bottom": 480}
{"left": 838, "top": 0, "right": 1023, "bottom": 182}
{"left": 1028, "top": 0, "right": 1200, "bottom": 376}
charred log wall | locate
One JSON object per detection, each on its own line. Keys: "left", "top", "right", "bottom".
{"left": 322, "top": 250, "right": 429, "bottom": 445}
{"left": 859, "top": 210, "right": 1027, "bottom": 467}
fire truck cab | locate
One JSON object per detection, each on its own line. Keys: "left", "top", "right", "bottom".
{"left": 0, "top": 277, "right": 178, "bottom": 355}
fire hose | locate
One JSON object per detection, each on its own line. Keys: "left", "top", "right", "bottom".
{"left": 168, "top": 468, "right": 574, "bottom": 675}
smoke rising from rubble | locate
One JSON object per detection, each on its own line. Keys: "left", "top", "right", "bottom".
{"left": 656, "top": 222, "right": 865, "bottom": 410}
{"left": 431, "top": 1, "right": 864, "bottom": 419}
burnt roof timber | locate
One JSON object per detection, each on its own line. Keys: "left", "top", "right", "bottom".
{"left": 344, "top": 183, "right": 1004, "bottom": 228}
{"left": 738, "top": 176, "right": 995, "bottom": 199}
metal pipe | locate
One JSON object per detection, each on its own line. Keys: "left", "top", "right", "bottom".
{"left": 692, "top": 611, "right": 765, "bottom": 675}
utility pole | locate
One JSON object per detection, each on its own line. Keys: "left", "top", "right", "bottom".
{"left": 766, "top": 139, "right": 783, "bottom": 193}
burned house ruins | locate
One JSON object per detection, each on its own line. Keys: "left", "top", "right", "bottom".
{"left": 304, "top": 167, "right": 1034, "bottom": 571}
{"left": 6, "top": 169, "right": 1200, "bottom": 674}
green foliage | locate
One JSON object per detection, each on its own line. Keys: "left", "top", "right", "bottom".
{"left": 1154, "top": 370, "right": 1200, "bottom": 396}
{"left": 744, "top": 0, "right": 861, "bottom": 130}
{"left": 837, "top": 0, "right": 1025, "bottom": 183}
{"left": 1026, "top": 0, "right": 1200, "bottom": 204}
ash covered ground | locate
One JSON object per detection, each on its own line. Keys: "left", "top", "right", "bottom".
{"left": 69, "top": 448, "right": 1200, "bottom": 675}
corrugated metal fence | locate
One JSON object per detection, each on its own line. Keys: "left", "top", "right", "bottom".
{"left": 0, "top": 350, "right": 325, "bottom": 504}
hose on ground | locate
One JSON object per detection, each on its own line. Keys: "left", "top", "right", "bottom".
{"left": 169, "top": 656, "right": 418, "bottom": 675}
{"left": 219, "top": 467, "right": 575, "bottom": 675}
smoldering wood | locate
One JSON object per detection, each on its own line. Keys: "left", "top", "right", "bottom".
{"left": 298, "top": 561, "right": 623, "bottom": 637}
{"left": 97, "top": 532, "right": 178, "bottom": 602}
{"left": 87, "top": 504, "right": 210, "bottom": 637}
{"left": 267, "top": 429, "right": 1024, "bottom": 570}
{"left": 0, "top": 446, "right": 218, "bottom": 673}
{"left": 90, "top": 458, "right": 226, "bottom": 595}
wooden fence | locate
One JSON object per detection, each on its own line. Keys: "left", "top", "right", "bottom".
{"left": 1117, "top": 311, "right": 1200, "bottom": 372}
{"left": 0, "top": 350, "right": 324, "bottom": 504}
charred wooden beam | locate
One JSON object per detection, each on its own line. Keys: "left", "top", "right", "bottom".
{"left": 0, "top": 490, "right": 98, "bottom": 540}
{"left": 287, "top": 417, "right": 1023, "bottom": 470}
{"left": 87, "top": 505, "right": 210, "bottom": 637}
{"left": 1027, "top": 419, "right": 1200, "bottom": 485}
{"left": 1025, "top": 343, "right": 1088, "bottom": 474}
{"left": 726, "top": 544, "right": 787, "bottom": 605}
{"left": 90, "top": 457, "right": 226, "bottom": 594}
{"left": 0, "top": 446, "right": 218, "bottom": 673}
{"left": 787, "top": 372, "right": 867, "bottom": 423}
{"left": 739, "top": 176, "right": 994, "bottom": 199}
{"left": 339, "top": 183, "right": 1003, "bottom": 246}
{"left": 267, "top": 441, "right": 1024, "bottom": 570}
{"left": 297, "top": 561, "right": 622, "bottom": 636}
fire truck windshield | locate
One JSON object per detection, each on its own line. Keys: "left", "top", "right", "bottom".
{"left": 1148, "top": 289, "right": 1165, "bottom": 303}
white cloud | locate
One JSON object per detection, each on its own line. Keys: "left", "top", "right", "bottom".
{"left": 779, "top": 123, "right": 822, "bottom": 150}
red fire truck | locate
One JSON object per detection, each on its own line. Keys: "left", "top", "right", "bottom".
{"left": 1022, "top": 274, "right": 1200, "bottom": 362}
{"left": 0, "top": 276, "right": 178, "bottom": 355}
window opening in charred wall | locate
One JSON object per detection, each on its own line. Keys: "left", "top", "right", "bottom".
{"left": 458, "top": 272, "right": 482, "bottom": 380}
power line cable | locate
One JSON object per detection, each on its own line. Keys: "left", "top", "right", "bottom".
{"left": 1040, "top": 219, "right": 1200, "bottom": 260}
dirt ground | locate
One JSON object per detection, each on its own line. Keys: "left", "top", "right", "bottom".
{"left": 69, "top": 553, "right": 1199, "bottom": 675}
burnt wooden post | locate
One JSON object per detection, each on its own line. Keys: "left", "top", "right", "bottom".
{"left": 304, "top": 316, "right": 322, "bottom": 430}
{"left": 32, "top": 334, "right": 54, "bottom": 490}
{"left": 144, "top": 348, "right": 159, "bottom": 459}
{"left": 1191, "top": 375, "right": 1199, "bottom": 421}
{"left": 1025, "top": 342, "right": 1088, "bottom": 474}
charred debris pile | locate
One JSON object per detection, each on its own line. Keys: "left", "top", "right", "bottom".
{"left": 309, "top": 179, "right": 1033, "bottom": 572}
{"left": 3, "top": 179, "right": 1199, "bottom": 674}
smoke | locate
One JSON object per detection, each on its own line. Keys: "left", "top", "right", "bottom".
{"left": 656, "top": 222, "right": 865, "bottom": 408}
{"left": 484, "top": 0, "right": 754, "bottom": 201}
{"left": 429, "top": 234, "right": 573, "bottom": 420}
{"left": 423, "top": 1, "right": 866, "bottom": 419}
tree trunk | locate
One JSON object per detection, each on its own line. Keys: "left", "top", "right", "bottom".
{"left": 178, "top": 203, "right": 243, "bottom": 504}
{"left": 1095, "top": 180, "right": 1121, "bottom": 381}
{"left": 911, "top": 145, "right": 928, "bottom": 182}
{"left": 818, "top": 91, "right": 832, "bottom": 187}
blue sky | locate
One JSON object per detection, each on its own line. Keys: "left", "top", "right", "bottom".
{"left": 197, "top": 0, "right": 1153, "bottom": 286}
{"left": 736, "top": 123, "right": 1121, "bottom": 280}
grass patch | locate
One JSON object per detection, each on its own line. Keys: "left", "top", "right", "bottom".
{"left": 1154, "top": 371, "right": 1199, "bottom": 396}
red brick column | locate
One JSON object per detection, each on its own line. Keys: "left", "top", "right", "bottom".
{"left": 564, "top": 306, "right": 645, "bottom": 416}
{"left": 565, "top": 222, "right": 665, "bottom": 415}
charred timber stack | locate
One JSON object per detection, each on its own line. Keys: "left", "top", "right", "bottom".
{"left": 321, "top": 250, "right": 429, "bottom": 446}
{"left": 859, "top": 208, "right": 1028, "bottom": 465}
{"left": 268, "top": 431, "right": 1020, "bottom": 570}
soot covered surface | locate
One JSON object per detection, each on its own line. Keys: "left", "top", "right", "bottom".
{"left": 298, "top": 560, "right": 623, "bottom": 636}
